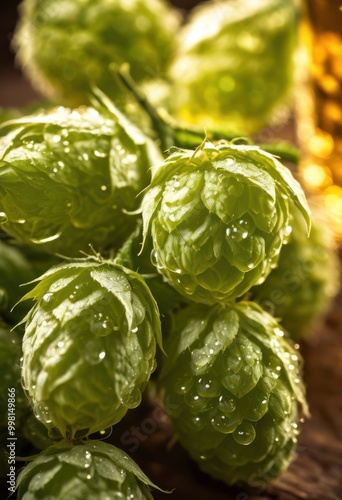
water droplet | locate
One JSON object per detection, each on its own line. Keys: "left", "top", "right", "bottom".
{"left": 82, "top": 153, "right": 89, "bottom": 161}
{"left": 131, "top": 327, "right": 138, "bottom": 333}
{"left": 0, "top": 212, "right": 8, "bottom": 223}
{"left": 233, "top": 421, "right": 256, "bottom": 445}
{"left": 218, "top": 395, "right": 236, "bottom": 413}
{"left": 174, "top": 376, "right": 193, "bottom": 395}
{"left": 211, "top": 413, "right": 240, "bottom": 434}
{"left": 226, "top": 219, "right": 251, "bottom": 241}
{"left": 52, "top": 135, "right": 61, "bottom": 143}
{"left": 184, "top": 390, "right": 207, "bottom": 410}
{"left": 35, "top": 402, "right": 53, "bottom": 424}
{"left": 42, "top": 292, "right": 54, "bottom": 306}
{"left": 191, "top": 415, "right": 206, "bottom": 430}
{"left": 196, "top": 376, "right": 220, "bottom": 397}
{"left": 122, "top": 388, "right": 141, "bottom": 409}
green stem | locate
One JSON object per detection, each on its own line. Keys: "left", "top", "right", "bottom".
{"left": 116, "top": 67, "right": 300, "bottom": 165}
{"left": 116, "top": 67, "right": 174, "bottom": 151}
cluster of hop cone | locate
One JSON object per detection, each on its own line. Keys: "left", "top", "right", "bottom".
{"left": 0, "top": 0, "right": 341, "bottom": 498}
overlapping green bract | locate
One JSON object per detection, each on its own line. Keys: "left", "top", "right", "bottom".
{"left": 168, "top": 0, "right": 299, "bottom": 134}
{"left": 21, "top": 257, "right": 161, "bottom": 440}
{"left": 142, "top": 141, "right": 310, "bottom": 305}
{"left": 160, "top": 301, "right": 307, "bottom": 485}
{"left": 14, "top": 0, "right": 180, "bottom": 106}
{"left": 16, "top": 440, "right": 157, "bottom": 499}
{"left": 250, "top": 197, "right": 341, "bottom": 340}
{"left": 0, "top": 105, "right": 163, "bottom": 256}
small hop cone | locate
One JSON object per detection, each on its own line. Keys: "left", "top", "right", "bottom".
{"left": 160, "top": 301, "right": 308, "bottom": 486}
{"left": 142, "top": 141, "right": 310, "bottom": 305}
{"left": 0, "top": 105, "right": 163, "bottom": 256}
{"left": 250, "top": 196, "right": 341, "bottom": 340}
{"left": 14, "top": 0, "right": 180, "bottom": 106}
{"left": 168, "top": 0, "right": 299, "bottom": 134}
{"left": 16, "top": 440, "right": 159, "bottom": 499}
{"left": 20, "top": 256, "right": 162, "bottom": 441}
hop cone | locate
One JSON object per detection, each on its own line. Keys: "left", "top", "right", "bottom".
{"left": 21, "top": 257, "right": 161, "bottom": 441}
{"left": 16, "top": 440, "right": 159, "bottom": 499}
{"left": 0, "top": 105, "right": 163, "bottom": 256}
{"left": 14, "top": 0, "right": 180, "bottom": 106}
{"left": 168, "top": 0, "right": 299, "bottom": 134}
{"left": 142, "top": 141, "right": 310, "bottom": 305}
{"left": 250, "top": 197, "right": 341, "bottom": 340}
{"left": 160, "top": 301, "right": 308, "bottom": 486}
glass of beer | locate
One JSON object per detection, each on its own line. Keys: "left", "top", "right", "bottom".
{"left": 296, "top": 0, "right": 342, "bottom": 240}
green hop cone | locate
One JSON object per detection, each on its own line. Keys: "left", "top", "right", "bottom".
{"left": 159, "top": 301, "right": 308, "bottom": 486}
{"left": 142, "top": 141, "right": 310, "bottom": 304}
{"left": 0, "top": 105, "right": 163, "bottom": 256}
{"left": 250, "top": 196, "right": 341, "bottom": 340}
{"left": 168, "top": 0, "right": 299, "bottom": 134}
{"left": 0, "top": 321, "right": 30, "bottom": 430}
{"left": 14, "top": 0, "right": 180, "bottom": 106}
{"left": 21, "top": 256, "right": 162, "bottom": 440}
{"left": 16, "top": 440, "right": 160, "bottom": 499}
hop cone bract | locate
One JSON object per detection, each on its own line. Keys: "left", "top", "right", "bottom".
{"left": 160, "top": 301, "right": 308, "bottom": 485}
{"left": 142, "top": 141, "right": 310, "bottom": 304}
{"left": 16, "top": 440, "right": 158, "bottom": 499}
{"left": 14, "top": 0, "right": 180, "bottom": 105}
{"left": 0, "top": 105, "right": 162, "bottom": 256}
{"left": 21, "top": 257, "right": 161, "bottom": 440}
{"left": 250, "top": 197, "right": 341, "bottom": 340}
{"left": 168, "top": 0, "right": 299, "bottom": 134}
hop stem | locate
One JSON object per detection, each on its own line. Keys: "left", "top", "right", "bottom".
{"left": 116, "top": 66, "right": 300, "bottom": 165}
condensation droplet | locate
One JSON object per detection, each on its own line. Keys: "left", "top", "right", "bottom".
{"left": 211, "top": 413, "right": 240, "bottom": 434}
{"left": 196, "top": 376, "right": 220, "bottom": 398}
{"left": 122, "top": 388, "right": 141, "bottom": 409}
{"left": 0, "top": 212, "right": 8, "bottom": 223}
{"left": 233, "top": 421, "right": 256, "bottom": 445}
{"left": 218, "top": 394, "right": 236, "bottom": 413}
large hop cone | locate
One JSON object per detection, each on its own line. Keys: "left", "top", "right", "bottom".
{"left": 250, "top": 196, "right": 341, "bottom": 340}
{"left": 16, "top": 440, "right": 159, "bottom": 499}
{"left": 0, "top": 105, "right": 163, "bottom": 257}
{"left": 142, "top": 141, "right": 310, "bottom": 305}
{"left": 14, "top": 0, "right": 180, "bottom": 106}
{"left": 168, "top": 0, "right": 299, "bottom": 134}
{"left": 159, "top": 301, "right": 308, "bottom": 486}
{"left": 20, "top": 257, "right": 161, "bottom": 441}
